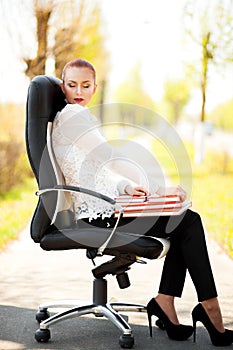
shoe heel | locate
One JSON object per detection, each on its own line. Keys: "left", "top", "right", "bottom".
{"left": 192, "top": 317, "right": 197, "bottom": 343}
{"left": 147, "top": 298, "right": 193, "bottom": 341}
{"left": 192, "top": 303, "right": 233, "bottom": 347}
{"left": 147, "top": 312, "right": 153, "bottom": 337}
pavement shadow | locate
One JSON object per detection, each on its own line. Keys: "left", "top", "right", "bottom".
{"left": 0, "top": 228, "right": 232, "bottom": 349}
{"left": 1, "top": 304, "right": 231, "bottom": 350}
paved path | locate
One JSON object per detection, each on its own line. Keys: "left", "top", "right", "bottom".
{"left": 1, "top": 132, "right": 232, "bottom": 349}
{"left": 0, "top": 223, "right": 232, "bottom": 350}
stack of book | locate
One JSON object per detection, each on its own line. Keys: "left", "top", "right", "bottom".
{"left": 114, "top": 194, "right": 191, "bottom": 217}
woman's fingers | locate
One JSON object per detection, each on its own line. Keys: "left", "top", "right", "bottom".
{"left": 125, "top": 185, "right": 149, "bottom": 196}
{"left": 133, "top": 186, "right": 149, "bottom": 196}
{"left": 176, "top": 186, "right": 187, "bottom": 201}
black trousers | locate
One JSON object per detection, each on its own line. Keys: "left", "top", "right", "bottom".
{"left": 82, "top": 209, "right": 218, "bottom": 302}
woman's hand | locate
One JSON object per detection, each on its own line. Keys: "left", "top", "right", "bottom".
{"left": 156, "top": 185, "right": 187, "bottom": 202}
{"left": 125, "top": 185, "right": 149, "bottom": 197}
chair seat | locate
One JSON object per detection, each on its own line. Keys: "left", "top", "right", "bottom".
{"left": 40, "top": 226, "right": 169, "bottom": 260}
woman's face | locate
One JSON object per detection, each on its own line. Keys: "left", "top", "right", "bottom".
{"left": 61, "top": 66, "right": 97, "bottom": 106}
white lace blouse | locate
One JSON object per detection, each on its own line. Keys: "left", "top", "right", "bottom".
{"left": 52, "top": 104, "right": 159, "bottom": 221}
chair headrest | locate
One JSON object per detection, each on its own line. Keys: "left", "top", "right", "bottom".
{"left": 26, "top": 75, "right": 67, "bottom": 242}
{"left": 26, "top": 75, "right": 66, "bottom": 180}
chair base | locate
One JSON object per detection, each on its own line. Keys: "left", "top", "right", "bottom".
{"left": 35, "top": 278, "right": 146, "bottom": 348}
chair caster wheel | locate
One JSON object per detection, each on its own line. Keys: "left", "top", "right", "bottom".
{"left": 119, "top": 334, "right": 134, "bottom": 349}
{"left": 155, "top": 318, "right": 166, "bottom": 330}
{"left": 35, "top": 328, "right": 51, "bottom": 342}
{"left": 36, "top": 309, "right": 50, "bottom": 323}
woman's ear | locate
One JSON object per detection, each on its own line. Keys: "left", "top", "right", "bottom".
{"left": 93, "top": 84, "right": 98, "bottom": 94}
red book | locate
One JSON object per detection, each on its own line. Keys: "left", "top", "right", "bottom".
{"left": 116, "top": 202, "right": 182, "bottom": 211}
{"left": 114, "top": 195, "right": 191, "bottom": 218}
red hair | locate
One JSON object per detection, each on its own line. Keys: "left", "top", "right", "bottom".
{"left": 62, "top": 58, "right": 96, "bottom": 82}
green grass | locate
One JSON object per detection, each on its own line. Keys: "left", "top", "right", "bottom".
{"left": 152, "top": 139, "right": 233, "bottom": 258}
{"left": 0, "top": 177, "right": 37, "bottom": 250}
{"left": 1, "top": 138, "right": 232, "bottom": 259}
{"left": 192, "top": 172, "right": 233, "bottom": 257}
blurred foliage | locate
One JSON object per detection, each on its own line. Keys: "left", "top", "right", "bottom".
{"left": 162, "top": 78, "right": 191, "bottom": 124}
{"left": 0, "top": 0, "right": 109, "bottom": 105}
{"left": 21, "top": 0, "right": 110, "bottom": 106}
{"left": 0, "top": 177, "right": 37, "bottom": 250}
{"left": 53, "top": 0, "right": 109, "bottom": 82}
{"left": 210, "top": 99, "right": 233, "bottom": 131}
{"left": 52, "top": 0, "right": 110, "bottom": 109}
{"left": 0, "top": 104, "right": 25, "bottom": 140}
{"left": 183, "top": 0, "right": 233, "bottom": 122}
{"left": 113, "top": 63, "right": 156, "bottom": 126}
{"left": 164, "top": 141, "right": 233, "bottom": 258}
{"left": 0, "top": 104, "right": 32, "bottom": 195}
{"left": 24, "top": 0, "right": 53, "bottom": 78}
{"left": 191, "top": 156, "right": 233, "bottom": 258}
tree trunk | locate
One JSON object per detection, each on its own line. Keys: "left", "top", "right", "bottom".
{"left": 24, "top": 3, "right": 52, "bottom": 79}
{"left": 98, "top": 80, "right": 106, "bottom": 124}
{"left": 194, "top": 32, "right": 211, "bottom": 163}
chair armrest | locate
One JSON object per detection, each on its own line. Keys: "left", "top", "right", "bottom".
{"left": 36, "top": 184, "right": 116, "bottom": 205}
{"left": 36, "top": 184, "right": 124, "bottom": 256}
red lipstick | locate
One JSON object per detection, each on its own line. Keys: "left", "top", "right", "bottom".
{"left": 74, "top": 98, "right": 84, "bottom": 103}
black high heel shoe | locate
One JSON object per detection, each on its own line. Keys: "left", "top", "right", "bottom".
{"left": 155, "top": 318, "right": 166, "bottom": 330}
{"left": 192, "top": 303, "right": 233, "bottom": 346}
{"left": 147, "top": 298, "right": 194, "bottom": 341}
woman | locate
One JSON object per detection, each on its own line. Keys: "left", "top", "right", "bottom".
{"left": 52, "top": 58, "right": 233, "bottom": 346}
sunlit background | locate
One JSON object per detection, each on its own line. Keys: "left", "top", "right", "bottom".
{"left": 1, "top": 0, "right": 233, "bottom": 111}
{"left": 0, "top": 0, "right": 233, "bottom": 257}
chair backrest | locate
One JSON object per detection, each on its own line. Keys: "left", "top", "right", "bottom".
{"left": 26, "top": 75, "right": 67, "bottom": 242}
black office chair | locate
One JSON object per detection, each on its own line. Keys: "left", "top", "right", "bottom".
{"left": 26, "top": 75, "right": 170, "bottom": 349}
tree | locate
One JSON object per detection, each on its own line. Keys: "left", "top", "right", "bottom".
{"left": 183, "top": 0, "right": 233, "bottom": 123}
{"left": 210, "top": 99, "right": 233, "bottom": 131}
{"left": 183, "top": 0, "right": 233, "bottom": 162}
{"left": 113, "top": 63, "right": 156, "bottom": 126}
{"left": 114, "top": 63, "right": 156, "bottom": 108}
{"left": 52, "top": 1, "right": 109, "bottom": 78}
{"left": 1, "top": 0, "right": 109, "bottom": 99}
{"left": 163, "top": 79, "right": 191, "bottom": 124}
{"left": 24, "top": 0, "right": 54, "bottom": 79}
